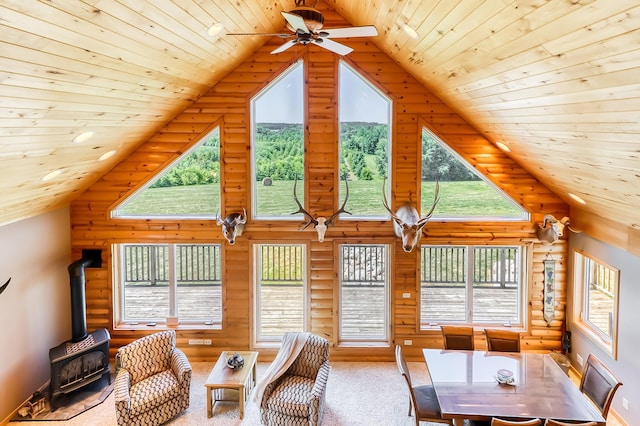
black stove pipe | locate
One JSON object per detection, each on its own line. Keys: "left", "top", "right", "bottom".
{"left": 68, "top": 258, "right": 94, "bottom": 342}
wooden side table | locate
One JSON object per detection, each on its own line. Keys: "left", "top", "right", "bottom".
{"left": 205, "top": 351, "right": 259, "bottom": 419}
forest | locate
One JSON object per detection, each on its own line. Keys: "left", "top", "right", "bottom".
{"left": 151, "top": 122, "right": 478, "bottom": 188}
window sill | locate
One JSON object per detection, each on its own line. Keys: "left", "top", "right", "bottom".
{"left": 114, "top": 322, "right": 222, "bottom": 331}
{"left": 572, "top": 320, "right": 616, "bottom": 359}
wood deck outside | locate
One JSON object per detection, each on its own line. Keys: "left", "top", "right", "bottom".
{"left": 122, "top": 285, "right": 614, "bottom": 337}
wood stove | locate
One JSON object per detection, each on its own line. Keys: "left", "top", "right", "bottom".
{"left": 48, "top": 253, "right": 110, "bottom": 410}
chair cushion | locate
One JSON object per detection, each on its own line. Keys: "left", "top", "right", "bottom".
{"left": 129, "top": 370, "right": 181, "bottom": 417}
{"left": 266, "top": 375, "right": 315, "bottom": 418}
{"left": 413, "top": 384, "right": 443, "bottom": 418}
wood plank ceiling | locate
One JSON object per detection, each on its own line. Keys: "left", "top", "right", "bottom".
{"left": 1, "top": 0, "right": 639, "bottom": 233}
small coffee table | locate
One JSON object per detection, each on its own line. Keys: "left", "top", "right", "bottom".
{"left": 205, "top": 351, "right": 259, "bottom": 419}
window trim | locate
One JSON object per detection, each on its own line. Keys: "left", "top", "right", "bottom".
{"left": 112, "top": 243, "right": 223, "bottom": 330}
{"left": 110, "top": 122, "right": 222, "bottom": 221}
{"left": 571, "top": 249, "right": 619, "bottom": 359}
{"left": 251, "top": 241, "right": 309, "bottom": 348}
{"left": 337, "top": 242, "right": 391, "bottom": 347}
{"left": 419, "top": 244, "right": 527, "bottom": 329}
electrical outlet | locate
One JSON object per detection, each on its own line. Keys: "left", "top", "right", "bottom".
{"left": 576, "top": 354, "right": 584, "bottom": 367}
{"left": 404, "top": 339, "right": 412, "bottom": 345}
{"left": 623, "top": 398, "right": 629, "bottom": 410}
{"left": 402, "top": 292, "right": 411, "bottom": 299}
{"left": 203, "top": 339, "right": 212, "bottom": 345}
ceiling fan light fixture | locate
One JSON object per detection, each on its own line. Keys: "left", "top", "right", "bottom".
{"left": 402, "top": 24, "right": 419, "bottom": 39}
{"left": 208, "top": 22, "right": 225, "bottom": 37}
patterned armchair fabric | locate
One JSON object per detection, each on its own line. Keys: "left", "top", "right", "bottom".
{"left": 260, "top": 333, "right": 331, "bottom": 426}
{"left": 114, "top": 330, "right": 191, "bottom": 426}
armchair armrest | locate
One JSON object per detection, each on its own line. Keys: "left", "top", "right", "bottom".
{"left": 114, "top": 369, "right": 131, "bottom": 409}
{"left": 170, "top": 347, "right": 192, "bottom": 384}
{"left": 311, "top": 360, "right": 331, "bottom": 398}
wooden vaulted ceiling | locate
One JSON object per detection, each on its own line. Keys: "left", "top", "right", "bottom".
{"left": 2, "top": 1, "right": 640, "bottom": 240}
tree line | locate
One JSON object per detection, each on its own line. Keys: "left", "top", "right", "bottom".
{"left": 152, "top": 123, "right": 478, "bottom": 188}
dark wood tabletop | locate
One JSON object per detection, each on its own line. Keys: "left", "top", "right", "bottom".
{"left": 422, "top": 349, "right": 606, "bottom": 425}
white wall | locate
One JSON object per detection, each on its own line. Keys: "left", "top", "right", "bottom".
{"left": 568, "top": 232, "right": 640, "bottom": 424}
{"left": 0, "top": 208, "right": 71, "bottom": 421}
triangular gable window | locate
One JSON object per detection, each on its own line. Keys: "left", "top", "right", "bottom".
{"left": 112, "top": 127, "right": 220, "bottom": 218}
{"left": 421, "top": 128, "right": 528, "bottom": 220}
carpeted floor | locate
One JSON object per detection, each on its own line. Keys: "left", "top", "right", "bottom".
{"left": 9, "top": 361, "right": 440, "bottom": 426}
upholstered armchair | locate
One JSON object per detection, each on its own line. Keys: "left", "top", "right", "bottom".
{"left": 114, "top": 330, "right": 192, "bottom": 426}
{"left": 260, "top": 333, "right": 331, "bottom": 426}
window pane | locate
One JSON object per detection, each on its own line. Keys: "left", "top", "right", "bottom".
{"left": 252, "top": 62, "right": 304, "bottom": 217}
{"left": 473, "top": 247, "right": 520, "bottom": 323}
{"left": 122, "top": 244, "right": 169, "bottom": 322}
{"left": 585, "top": 257, "right": 617, "bottom": 338}
{"left": 113, "top": 128, "right": 220, "bottom": 217}
{"left": 420, "top": 246, "right": 467, "bottom": 322}
{"left": 176, "top": 245, "right": 222, "bottom": 322}
{"left": 421, "top": 128, "right": 528, "bottom": 220}
{"left": 339, "top": 61, "right": 391, "bottom": 217}
{"left": 340, "top": 244, "right": 388, "bottom": 340}
{"left": 256, "top": 244, "right": 305, "bottom": 341}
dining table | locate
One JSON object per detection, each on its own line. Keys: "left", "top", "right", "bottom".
{"left": 422, "top": 348, "right": 606, "bottom": 425}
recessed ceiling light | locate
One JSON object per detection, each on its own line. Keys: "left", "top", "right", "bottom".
{"left": 41, "top": 169, "right": 63, "bottom": 182}
{"left": 208, "top": 22, "right": 224, "bottom": 37}
{"left": 402, "top": 24, "right": 419, "bottom": 40}
{"left": 496, "top": 141, "right": 511, "bottom": 152}
{"left": 568, "top": 192, "right": 587, "bottom": 205}
{"left": 98, "top": 150, "right": 116, "bottom": 161}
{"left": 72, "top": 131, "right": 94, "bottom": 144}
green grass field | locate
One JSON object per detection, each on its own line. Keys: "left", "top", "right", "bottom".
{"left": 117, "top": 180, "right": 526, "bottom": 218}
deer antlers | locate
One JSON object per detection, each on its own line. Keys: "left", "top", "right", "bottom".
{"left": 291, "top": 175, "right": 351, "bottom": 241}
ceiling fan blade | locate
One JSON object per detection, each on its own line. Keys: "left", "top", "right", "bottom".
{"left": 271, "top": 40, "right": 298, "bottom": 54}
{"left": 315, "top": 38, "right": 353, "bottom": 56}
{"left": 322, "top": 26, "right": 378, "bottom": 39}
{"left": 281, "top": 11, "right": 309, "bottom": 33}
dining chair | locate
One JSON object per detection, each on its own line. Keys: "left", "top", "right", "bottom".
{"left": 544, "top": 420, "right": 597, "bottom": 426}
{"left": 484, "top": 328, "right": 521, "bottom": 352}
{"left": 395, "top": 345, "right": 453, "bottom": 426}
{"left": 440, "top": 325, "right": 475, "bottom": 350}
{"left": 579, "top": 353, "right": 623, "bottom": 419}
{"left": 491, "top": 418, "right": 541, "bottom": 426}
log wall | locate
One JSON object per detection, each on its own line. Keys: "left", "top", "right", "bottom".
{"left": 70, "top": 6, "right": 569, "bottom": 362}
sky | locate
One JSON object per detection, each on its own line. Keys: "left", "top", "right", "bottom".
{"left": 254, "top": 61, "right": 390, "bottom": 124}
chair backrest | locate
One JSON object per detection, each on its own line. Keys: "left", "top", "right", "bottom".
{"left": 395, "top": 345, "right": 413, "bottom": 387}
{"left": 579, "top": 354, "right": 622, "bottom": 418}
{"left": 117, "top": 330, "right": 176, "bottom": 384}
{"left": 491, "top": 418, "right": 541, "bottom": 426}
{"left": 441, "top": 325, "right": 474, "bottom": 350}
{"left": 288, "top": 333, "right": 330, "bottom": 380}
{"left": 545, "top": 420, "right": 597, "bottom": 426}
{"left": 484, "top": 328, "right": 521, "bottom": 352}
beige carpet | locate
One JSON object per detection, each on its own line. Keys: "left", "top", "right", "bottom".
{"left": 9, "top": 361, "right": 440, "bottom": 426}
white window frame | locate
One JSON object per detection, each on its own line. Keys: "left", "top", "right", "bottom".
{"left": 252, "top": 242, "right": 309, "bottom": 348}
{"left": 113, "top": 243, "right": 222, "bottom": 329}
{"left": 338, "top": 60, "right": 392, "bottom": 220}
{"left": 420, "top": 245, "right": 526, "bottom": 328}
{"left": 250, "top": 60, "right": 305, "bottom": 220}
{"left": 338, "top": 243, "right": 391, "bottom": 346}
{"left": 572, "top": 250, "right": 619, "bottom": 359}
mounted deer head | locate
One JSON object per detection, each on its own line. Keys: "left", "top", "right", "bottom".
{"left": 382, "top": 179, "right": 440, "bottom": 253}
{"left": 216, "top": 209, "right": 247, "bottom": 245}
{"left": 291, "top": 176, "right": 351, "bottom": 242}
{"left": 535, "top": 214, "right": 580, "bottom": 245}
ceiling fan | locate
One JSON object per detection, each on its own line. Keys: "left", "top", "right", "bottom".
{"left": 226, "top": 0, "right": 378, "bottom": 56}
